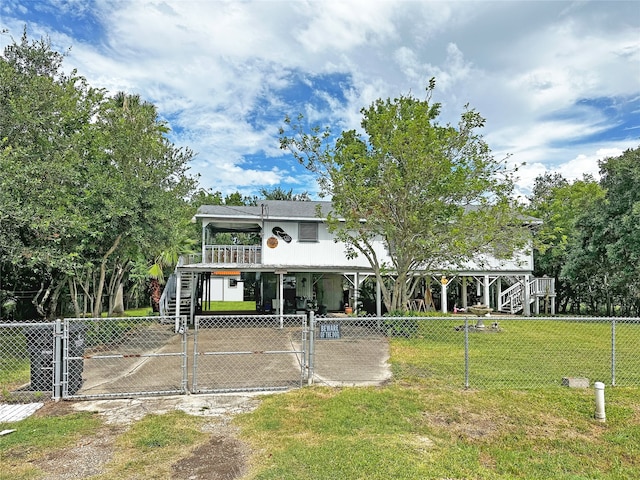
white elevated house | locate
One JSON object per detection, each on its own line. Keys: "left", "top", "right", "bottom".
{"left": 160, "top": 200, "right": 555, "bottom": 322}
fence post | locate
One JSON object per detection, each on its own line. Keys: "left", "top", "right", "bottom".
{"left": 53, "top": 319, "right": 63, "bottom": 401}
{"left": 301, "top": 313, "right": 308, "bottom": 384}
{"left": 464, "top": 316, "right": 469, "bottom": 389}
{"left": 308, "top": 311, "right": 315, "bottom": 385}
{"left": 611, "top": 318, "right": 616, "bottom": 387}
{"left": 192, "top": 316, "right": 199, "bottom": 393}
{"left": 181, "top": 316, "right": 188, "bottom": 394}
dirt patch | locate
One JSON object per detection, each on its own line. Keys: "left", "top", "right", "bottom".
{"left": 33, "top": 399, "right": 77, "bottom": 418}
{"left": 424, "top": 410, "right": 504, "bottom": 441}
{"left": 22, "top": 394, "right": 262, "bottom": 479}
{"left": 172, "top": 432, "right": 249, "bottom": 480}
{"left": 33, "top": 425, "right": 124, "bottom": 479}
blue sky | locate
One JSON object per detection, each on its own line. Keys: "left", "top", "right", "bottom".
{"left": 2, "top": 0, "right": 639, "bottom": 200}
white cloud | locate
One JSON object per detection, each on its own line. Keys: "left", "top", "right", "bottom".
{"left": 2, "top": 0, "right": 638, "bottom": 196}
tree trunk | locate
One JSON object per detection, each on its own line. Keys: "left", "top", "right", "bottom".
{"left": 107, "top": 260, "right": 129, "bottom": 315}
{"left": 93, "top": 234, "right": 122, "bottom": 317}
{"left": 111, "top": 283, "right": 125, "bottom": 315}
{"left": 150, "top": 278, "right": 161, "bottom": 312}
{"left": 48, "top": 280, "right": 64, "bottom": 319}
{"left": 69, "top": 277, "right": 81, "bottom": 317}
{"left": 33, "top": 278, "right": 52, "bottom": 318}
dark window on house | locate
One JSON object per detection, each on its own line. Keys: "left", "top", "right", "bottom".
{"left": 298, "top": 222, "right": 318, "bottom": 242}
{"left": 229, "top": 278, "right": 238, "bottom": 288}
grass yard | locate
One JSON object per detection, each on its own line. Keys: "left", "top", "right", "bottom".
{"left": 229, "top": 317, "right": 640, "bottom": 478}
{"left": 0, "top": 411, "right": 102, "bottom": 479}
{"left": 203, "top": 301, "right": 257, "bottom": 311}
{"left": 0, "top": 409, "right": 206, "bottom": 480}
{"left": 1, "top": 314, "right": 638, "bottom": 478}
{"left": 390, "top": 317, "right": 640, "bottom": 388}
{"left": 1, "top": 383, "right": 637, "bottom": 479}
{"left": 236, "top": 384, "right": 639, "bottom": 479}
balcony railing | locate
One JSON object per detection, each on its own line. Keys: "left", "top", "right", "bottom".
{"left": 201, "top": 245, "right": 262, "bottom": 264}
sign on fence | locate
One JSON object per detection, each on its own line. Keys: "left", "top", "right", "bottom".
{"left": 319, "top": 322, "right": 341, "bottom": 339}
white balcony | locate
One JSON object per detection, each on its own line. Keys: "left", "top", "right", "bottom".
{"left": 202, "top": 245, "right": 262, "bottom": 264}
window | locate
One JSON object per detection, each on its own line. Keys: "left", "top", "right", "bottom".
{"left": 298, "top": 222, "right": 318, "bottom": 242}
{"left": 229, "top": 278, "right": 238, "bottom": 288}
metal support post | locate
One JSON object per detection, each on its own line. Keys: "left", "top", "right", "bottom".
{"left": 277, "top": 271, "right": 285, "bottom": 328}
{"left": 464, "top": 317, "right": 469, "bottom": 389}
{"left": 307, "top": 311, "right": 315, "bottom": 385}
{"left": 175, "top": 270, "right": 182, "bottom": 333}
{"left": 192, "top": 316, "right": 199, "bottom": 393}
{"left": 611, "top": 319, "right": 616, "bottom": 387}
{"left": 53, "top": 319, "right": 63, "bottom": 401}
{"left": 181, "top": 316, "right": 188, "bottom": 393}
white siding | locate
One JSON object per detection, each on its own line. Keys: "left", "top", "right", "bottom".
{"left": 261, "top": 220, "right": 532, "bottom": 273}
{"left": 262, "top": 220, "right": 373, "bottom": 268}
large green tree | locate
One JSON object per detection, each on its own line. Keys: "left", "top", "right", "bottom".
{"left": 0, "top": 31, "right": 102, "bottom": 317}
{"left": 82, "top": 92, "right": 196, "bottom": 317}
{"left": 563, "top": 147, "right": 640, "bottom": 315}
{"left": 527, "top": 173, "right": 604, "bottom": 313}
{"left": 0, "top": 31, "right": 197, "bottom": 319}
{"left": 280, "top": 80, "right": 528, "bottom": 311}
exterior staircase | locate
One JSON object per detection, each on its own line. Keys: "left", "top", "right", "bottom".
{"left": 498, "top": 277, "right": 555, "bottom": 314}
{"left": 159, "top": 271, "right": 196, "bottom": 319}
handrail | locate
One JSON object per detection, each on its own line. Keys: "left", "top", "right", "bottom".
{"left": 159, "top": 274, "right": 176, "bottom": 317}
{"left": 499, "top": 281, "right": 524, "bottom": 313}
{"left": 499, "top": 277, "right": 556, "bottom": 314}
{"left": 532, "top": 277, "right": 555, "bottom": 296}
{"left": 177, "top": 246, "right": 261, "bottom": 265}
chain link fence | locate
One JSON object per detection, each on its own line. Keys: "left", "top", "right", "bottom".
{"left": 309, "top": 316, "right": 392, "bottom": 386}
{"left": 309, "top": 314, "right": 640, "bottom": 389}
{"left": 0, "top": 321, "right": 56, "bottom": 403}
{"left": 0, "top": 317, "right": 187, "bottom": 403}
{"left": 1, "top": 315, "right": 638, "bottom": 403}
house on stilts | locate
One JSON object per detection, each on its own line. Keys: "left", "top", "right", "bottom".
{"left": 160, "top": 200, "right": 555, "bottom": 324}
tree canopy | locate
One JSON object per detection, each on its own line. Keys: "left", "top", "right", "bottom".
{"left": 0, "top": 31, "right": 197, "bottom": 319}
{"left": 280, "top": 80, "right": 528, "bottom": 311}
{"left": 526, "top": 173, "right": 604, "bottom": 313}
{"left": 526, "top": 147, "right": 640, "bottom": 316}
{"left": 562, "top": 147, "right": 640, "bottom": 315}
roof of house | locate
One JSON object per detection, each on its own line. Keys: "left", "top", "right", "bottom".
{"left": 195, "top": 200, "right": 542, "bottom": 225}
{"left": 195, "top": 200, "right": 333, "bottom": 222}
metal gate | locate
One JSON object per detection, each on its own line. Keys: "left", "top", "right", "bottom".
{"left": 65, "top": 317, "right": 188, "bottom": 399}
{"left": 192, "top": 314, "right": 308, "bottom": 393}
{"left": 65, "top": 314, "right": 307, "bottom": 398}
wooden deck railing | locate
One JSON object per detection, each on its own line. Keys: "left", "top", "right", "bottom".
{"left": 201, "top": 245, "right": 262, "bottom": 264}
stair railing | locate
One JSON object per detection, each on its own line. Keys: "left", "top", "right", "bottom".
{"left": 499, "top": 281, "right": 524, "bottom": 314}
{"left": 159, "top": 273, "right": 177, "bottom": 317}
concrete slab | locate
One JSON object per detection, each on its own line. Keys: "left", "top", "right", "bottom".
{"left": 70, "top": 392, "right": 268, "bottom": 425}
{"left": 0, "top": 402, "right": 44, "bottom": 423}
{"left": 562, "top": 377, "right": 590, "bottom": 388}
{"left": 69, "top": 318, "right": 391, "bottom": 398}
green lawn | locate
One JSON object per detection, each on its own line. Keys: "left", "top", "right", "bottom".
{"left": 232, "top": 317, "right": 640, "bottom": 478}
{"left": 1, "top": 313, "right": 639, "bottom": 479}
{"left": 390, "top": 317, "right": 640, "bottom": 388}
{"left": 236, "top": 384, "right": 640, "bottom": 479}
{"left": 203, "top": 300, "right": 257, "bottom": 311}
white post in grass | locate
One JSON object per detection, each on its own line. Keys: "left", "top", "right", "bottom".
{"left": 594, "top": 382, "right": 606, "bottom": 422}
